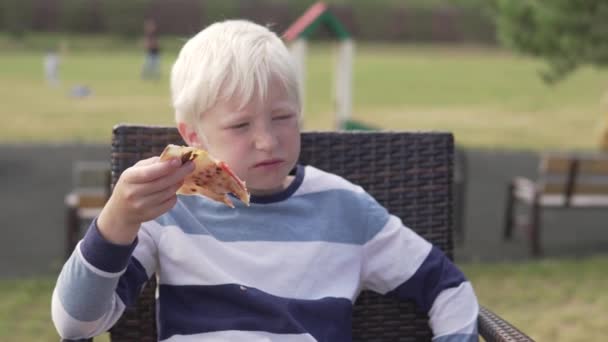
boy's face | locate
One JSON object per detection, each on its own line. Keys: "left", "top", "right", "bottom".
{"left": 183, "top": 78, "right": 301, "bottom": 196}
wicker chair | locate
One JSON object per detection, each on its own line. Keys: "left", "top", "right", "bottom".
{"left": 67, "top": 124, "right": 533, "bottom": 342}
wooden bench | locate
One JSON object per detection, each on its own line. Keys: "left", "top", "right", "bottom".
{"left": 503, "top": 152, "right": 608, "bottom": 256}
{"left": 64, "top": 161, "right": 110, "bottom": 259}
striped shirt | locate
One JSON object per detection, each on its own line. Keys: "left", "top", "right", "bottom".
{"left": 53, "top": 165, "right": 478, "bottom": 341}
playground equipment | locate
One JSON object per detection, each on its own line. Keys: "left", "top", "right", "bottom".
{"left": 283, "top": 2, "right": 367, "bottom": 130}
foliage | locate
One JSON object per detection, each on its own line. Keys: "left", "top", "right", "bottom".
{"left": 496, "top": 0, "right": 608, "bottom": 83}
{"left": 0, "top": 0, "right": 497, "bottom": 43}
{"left": 101, "top": 0, "right": 153, "bottom": 38}
{"left": 0, "top": 0, "right": 32, "bottom": 38}
{"left": 59, "top": 0, "right": 103, "bottom": 33}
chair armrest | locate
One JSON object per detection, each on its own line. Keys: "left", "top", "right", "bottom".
{"left": 478, "top": 306, "right": 534, "bottom": 341}
{"left": 65, "top": 192, "right": 78, "bottom": 207}
{"left": 511, "top": 177, "right": 539, "bottom": 202}
{"left": 512, "top": 177, "right": 536, "bottom": 191}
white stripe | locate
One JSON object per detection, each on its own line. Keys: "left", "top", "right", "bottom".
{"left": 77, "top": 241, "right": 125, "bottom": 278}
{"left": 132, "top": 220, "right": 163, "bottom": 277}
{"left": 362, "top": 215, "right": 432, "bottom": 294}
{"left": 51, "top": 287, "right": 126, "bottom": 339}
{"left": 157, "top": 226, "right": 362, "bottom": 300}
{"left": 293, "top": 166, "right": 364, "bottom": 197}
{"left": 429, "top": 282, "right": 479, "bottom": 337}
{"left": 163, "top": 330, "right": 317, "bottom": 342}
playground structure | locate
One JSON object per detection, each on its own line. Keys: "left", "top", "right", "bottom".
{"left": 283, "top": 2, "right": 362, "bottom": 130}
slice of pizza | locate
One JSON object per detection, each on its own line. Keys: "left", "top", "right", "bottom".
{"left": 159, "top": 144, "right": 250, "bottom": 207}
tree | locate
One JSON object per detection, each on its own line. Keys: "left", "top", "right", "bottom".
{"left": 496, "top": 0, "right": 608, "bottom": 83}
{"left": 495, "top": 0, "right": 608, "bottom": 150}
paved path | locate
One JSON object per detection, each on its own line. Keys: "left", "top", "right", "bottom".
{"left": 1, "top": 145, "right": 606, "bottom": 277}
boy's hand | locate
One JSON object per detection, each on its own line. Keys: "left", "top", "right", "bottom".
{"left": 97, "top": 156, "right": 195, "bottom": 245}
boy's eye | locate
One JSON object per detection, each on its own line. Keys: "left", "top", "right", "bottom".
{"left": 273, "top": 114, "right": 294, "bottom": 121}
{"left": 228, "top": 122, "right": 249, "bottom": 129}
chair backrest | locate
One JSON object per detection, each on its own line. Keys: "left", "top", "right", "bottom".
{"left": 539, "top": 153, "right": 608, "bottom": 203}
{"left": 109, "top": 124, "right": 455, "bottom": 342}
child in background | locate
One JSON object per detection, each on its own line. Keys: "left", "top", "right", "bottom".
{"left": 44, "top": 48, "right": 60, "bottom": 86}
{"left": 141, "top": 18, "right": 161, "bottom": 80}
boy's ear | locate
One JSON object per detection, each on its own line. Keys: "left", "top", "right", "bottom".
{"left": 177, "top": 122, "right": 204, "bottom": 148}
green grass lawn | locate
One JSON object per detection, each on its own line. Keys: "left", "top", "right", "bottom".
{"left": 1, "top": 34, "right": 607, "bottom": 149}
{"left": 2, "top": 254, "right": 606, "bottom": 341}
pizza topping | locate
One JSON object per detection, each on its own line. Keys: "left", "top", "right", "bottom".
{"left": 181, "top": 151, "right": 193, "bottom": 165}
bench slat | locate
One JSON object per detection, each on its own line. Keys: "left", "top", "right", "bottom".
{"left": 540, "top": 183, "right": 608, "bottom": 195}
{"left": 538, "top": 154, "right": 608, "bottom": 198}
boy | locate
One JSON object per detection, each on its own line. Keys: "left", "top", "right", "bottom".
{"left": 44, "top": 47, "right": 60, "bottom": 86}
{"left": 53, "top": 20, "right": 478, "bottom": 341}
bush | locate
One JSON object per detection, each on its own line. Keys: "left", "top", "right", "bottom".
{"left": 101, "top": 0, "right": 151, "bottom": 38}
{"left": 2, "top": 0, "right": 497, "bottom": 44}
{"left": 0, "top": 0, "right": 33, "bottom": 38}
{"left": 59, "top": 0, "right": 103, "bottom": 33}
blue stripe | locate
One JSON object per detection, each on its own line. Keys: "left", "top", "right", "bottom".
{"left": 248, "top": 164, "right": 304, "bottom": 204}
{"left": 80, "top": 219, "right": 138, "bottom": 273}
{"left": 115, "top": 257, "right": 151, "bottom": 308}
{"left": 157, "top": 188, "right": 389, "bottom": 245}
{"left": 57, "top": 254, "right": 119, "bottom": 321}
{"left": 387, "top": 246, "right": 466, "bottom": 313}
{"left": 158, "top": 284, "right": 352, "bottom": 341}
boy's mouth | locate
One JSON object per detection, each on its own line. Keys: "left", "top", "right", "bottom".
{"left": 253, "top": 159, "right": 284, "bottom": 168}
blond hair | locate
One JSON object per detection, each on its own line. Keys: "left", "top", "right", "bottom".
{"left": 171, "top": 20, "right": 300, "bottom": 131}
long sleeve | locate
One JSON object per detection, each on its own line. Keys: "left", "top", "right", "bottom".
{"left": 360, "top": 196, "right": 479, "bottom": 341}
{"left": 52, "top": 219, "right": 159, "bottom": 340}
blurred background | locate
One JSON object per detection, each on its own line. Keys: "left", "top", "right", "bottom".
{"left": 1, "top": 0, "right": 607, "bottom": 340}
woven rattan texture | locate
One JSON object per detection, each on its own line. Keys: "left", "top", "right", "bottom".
{"left": 105, "top": 124, "right": 531, "bottom": 342}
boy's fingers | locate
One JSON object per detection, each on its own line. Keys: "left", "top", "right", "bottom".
{"left": 132, "top": 182, "right": 181, "bottom": 218}
{"left": 141, "top": 161, "right": 194, "bottom": 193}
{"left": 144, "top": 181, "right": 183, "bottom": 205}
{"left": 129, "top": 158, "right": 182, "bottom": 183}
{"left": 167, "top": 161, "right": 195, "bottom": 183}
{"left": 135, "top": 156, "right": 160, "bottom": 166}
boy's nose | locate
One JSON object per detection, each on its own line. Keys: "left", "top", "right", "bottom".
{"left": 254, "top": 129, "right": 279, "bottom": 152}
